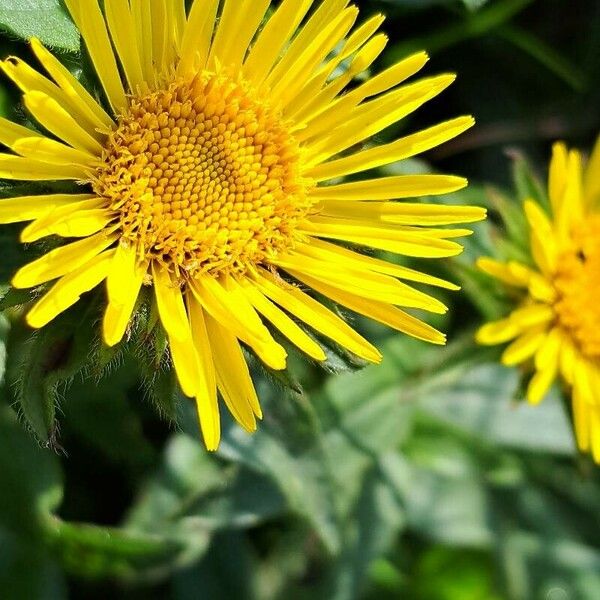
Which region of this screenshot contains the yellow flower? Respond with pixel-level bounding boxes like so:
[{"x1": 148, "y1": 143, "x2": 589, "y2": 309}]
[
  {"x1": 0, "y1": 0, "x2": 483, "y2": 449},
  {"x1": 477, "y1": 139, "x2": 600, "y2": 462}
]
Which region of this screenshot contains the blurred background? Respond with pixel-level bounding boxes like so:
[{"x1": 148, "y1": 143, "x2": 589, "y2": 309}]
[{"x1": 1, "y1": 0, "x2": 600, "y2": 598}]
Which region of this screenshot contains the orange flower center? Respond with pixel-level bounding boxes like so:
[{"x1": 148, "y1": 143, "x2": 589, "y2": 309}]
[
  {"x1": 93, "y1": 71, "x2": 311, "y2": 279},
  {"x1": 554, "y1": 216, "x2": 600, "y2": 358}
]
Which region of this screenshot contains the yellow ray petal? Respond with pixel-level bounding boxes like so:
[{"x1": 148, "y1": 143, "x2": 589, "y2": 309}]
[
  {"x1": 476, "y1": 319, "x2": 521, "y2": 345},
  {"x1": 296, "y1": 271, "x2": 446, "y2": 345},
  {"x1": 288, "y1": 31, "x2": 387, "y2": 123},
  {"x1": 524, "y1": 199, "x2": 557, "y2": 275},
  {"x1": 0, "y1": 116, "x2": 43, "y2": 148},
  {"x1": 584, "y1": 134, "x2": 600, "y2": 206},
  {"x1": 0, "y1": 155, "x2": 87, "y2": 181},
  {"x1": 300, "y1": 218, "x2": 465, "y2": 258},
  {"x1": 187, "y1": 295, "x2": 220, "y2": 450},
  {"x1": 64, "y1": 0, "x2": 127, "y2": 113},
  {"x1": 103, "y1": 245, "x2": 147, "y2": 347},
  {"x1": 275, "y1": 251, "x2": 448, "y2": 314},
  {"x1": 254, "y1": 0, "x2": 346, "y2": 88},
  {"x1": 509, "y1": 304, "x2": 554, "y2": 330},
  {"x1": 501, "y1": 328, "x2": 547, "y2": 366},
  {"x1": 319, "y1": 199, "x2": 485, "y2": 226},
  {"x1": 239, "y1": 279, "x2": 327, "y2": 361},
  {"x1": 209, "y1": 0, "x2": 271, "y2": 70},
  {"x1": 130, "y1": 0, "x2": 154, "y2": 82},
  {"x1": 26, "y1": 250, "x2": 115, "y2": 329},
  {"x1": 252, "y1": 268, "x2": 382, "y2": 363},
  {"x1": 268, "y1": 8, "x2": 358, "y2": 107},
  {"x1": 310, "y1": 174, "x2": 467, "y2": 201},
  {"x1": 177, "y1": 0, "x2": 220, "y2": 77},
  {"x1": 24, "y1": 91, "x2": 103, "y2": 156},
  {"x1": 476, "y1": 257, "x2": 530, "y2": 287},
  {"x1": 306, "y1": 117, "x2": 475, "y2": 181},
  {"x1": 21, "y1": 199, "x2": 111, "y2": 242},
  {"x1": 190, "y1": 276, "x2": 287, "y2": 370},
  {"x1": 0, "y1": 194, "x2": 95, "y2": 224},
  {"x1": 302, "y1": 75, "x2": 455, "y2": 162},
  {"x1": 12, "y1": 137, "x2": 97, "y2": 167},
  {"x1": 304, "y1": 239, "x2": 459, "y2": 290},
  {"x1": 170, "y1": 334, "x2": 202, "y2": 398},
  {"x1": 205, "y1": 313, "x2": 260, "y2": 431},
  {"x1": 243, "y1": 0, "x2": 315, "y2": 84},
  {"x1": 29, "y1": 38, "x2": 114, "y2": 134},
  {"x1": 105, "y1": 0, "x2": 145, "y2": 91},
  {"x1": 13, "y1": 230, "x2": 117, "y2": 289},
  {"x1": 152, "y1": 263, "x2": 189, "y2": 342},
  {"x1": 527, "y1": 328, "x2": 562, "y2": 405}
]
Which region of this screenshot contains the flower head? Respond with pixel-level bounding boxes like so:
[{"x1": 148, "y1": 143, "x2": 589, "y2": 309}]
[
  {"x1": 477, "y1": 139, "x2": 600, "y2": 461},
  {"x1": 0, "y1": 0, "x2": 483, "y2": 449}
]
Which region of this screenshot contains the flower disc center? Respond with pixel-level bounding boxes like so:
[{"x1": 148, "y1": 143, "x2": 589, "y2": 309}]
[
  {"x1": 93, "y1": 72, "x2": 310, "y2": 278},
  {"x1": 555, "y1": 217, "x2": 600, "y2": 358}
]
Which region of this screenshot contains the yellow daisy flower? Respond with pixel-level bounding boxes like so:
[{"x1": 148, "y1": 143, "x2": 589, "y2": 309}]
[
  {"x1": 477, "y1": 139, "x2": 600, "y2": 462},
  {"x1": 0, "y1": 0, "x2": 484, "y2": 449}
]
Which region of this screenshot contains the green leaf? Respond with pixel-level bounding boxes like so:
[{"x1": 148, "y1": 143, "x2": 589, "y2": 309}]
[
  {"x1": 45, "y1": 518, "x2": 185, "y2": 581},
  {"x1": 0, "y1": 0, "x2": 79, "y2": 52},
  {"x1": 216, "y1": 385, "x2": 342, "y2": 554}
]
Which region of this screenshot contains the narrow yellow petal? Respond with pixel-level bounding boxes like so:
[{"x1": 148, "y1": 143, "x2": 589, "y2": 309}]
[
  {"x1": 13, "y1": 231, "x2": 117, "y2": 289},
  {"x1": 64, "y1": 0, "x2": 127, "y2": 113},
  {"x1": 477, "y1": 257, "x2": 529, "y2": 287},
  {"x1": 304, "y1": 239, "x2": 460, "y2": 290},
  {"x1": 0, "y1": 193, "x2": 95, "y2": 224},
  {"x1": 187, "y1": 295, "x2": 220, "y2": 450},
  {"x1": 572, "y1": 389, "x2": 591, "y2": 453},
  {"x1": 29, "y1": 38, "x2": 114, "y2": 133},
  {"x1": 170, "y1": 333, "x2": 202, "y2": 398},
  {"x1": 26, "y1": 250, "x2": 115, "y2": 329},
  {"x1": 476, "y1": 319, "x2": 521, "y2": 345},
  {"x1": 524, "y1": 200, "x2": 557, "y2": 275},
  {"x1": 105, "y1": 0, "x2": 145, "y2": 91},
  {"x1": 303, "y1": 75, "x2": 455, "y2": 161},
  {"x1": 584, "y1": 134, "x2": 600, "y2": 206},
  {"x1": 268, "y1": 8, "x2": 358, "y2": 107},
  {"x1": 177, "y1": 0, "x2": 220, "y2": 77},
  {"x1": 240, "y1": 279, "x2": 327, "y2": 361},
  {"x1": 12, "y1": 137, "x2": 96, "y2": 167},
  {"x1": 205, "y1": 313, "x2": 260, "y2": 431},
  {"x1": 320, "y1": 199, "x2": 485, "y2": 226},
  {"x1": 253, "y1": 268, "x2": 382, "y2": 363},
  {"x1": 527, "y1": 328, "x2": 562, "y2": 405},
  {"x1": 501, "y1": 328, "x2": 547, "y2": 366},
  {"x1": 21, "y1": 200, "x2": 110, "y2": 242},
  {"x1": 103, "y1": 246, "x2": 147, "y2": 347},
  {"x1": 243, "y1": 0, "x2": 315, "y2": 84},
  {"x1": 306, "y1": 117, "x2": 475, "y2": 181},
  {"x1": 210, "y1": 0, "x2": 271, "y2": 70},
  {"x1": 152, "y1": 263, "x2": 189, "y2": 342},
  {"x1": 254, "y1": 0, "x2": 347, "y2": 89},
  {"x1": 294, "y1": 271, "x2": 446, "y2": 345},
  {"x1": 276, "y1": 251, "x2": 448, "y2": 314},
  {"x1": 24, "y1": 91, "x2": 103, "y2": 155},
  {"x1": 510, "y1": 304, "x2": 555, "y2": 329},
  {"x1": 191, "y1": 276, "x2": 287, "y2": 370},
  {"x1": 300, "y1": 218, "x2": 465, "y2": 258},
  {"x1": 310, "y1": 174, "x2": 467, "y2": 201},
  {"x1": 0, "y1": 116, "x2": 43, "y2": 148},
  {"x1": 0, "y1": 155, "x2": 86, "y2": 181}
]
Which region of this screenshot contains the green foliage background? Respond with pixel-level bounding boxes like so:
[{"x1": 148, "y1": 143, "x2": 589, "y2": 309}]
[{"x1": 1, "y1": 0, "x2": 600, "y2": 598}]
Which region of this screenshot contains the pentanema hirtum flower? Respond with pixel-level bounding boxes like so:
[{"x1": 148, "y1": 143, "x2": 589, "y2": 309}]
[{"x1": 0, "y1": 0, "x2": 485, "y2": 449}]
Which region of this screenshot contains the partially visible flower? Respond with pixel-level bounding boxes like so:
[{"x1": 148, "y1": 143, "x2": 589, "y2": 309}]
[
  {"x1": 477, "y1": 139, "x2": 600, "y2": 461},
  {"x1": 0, "y1": 0, "x2": 483, "y2": 449}
]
